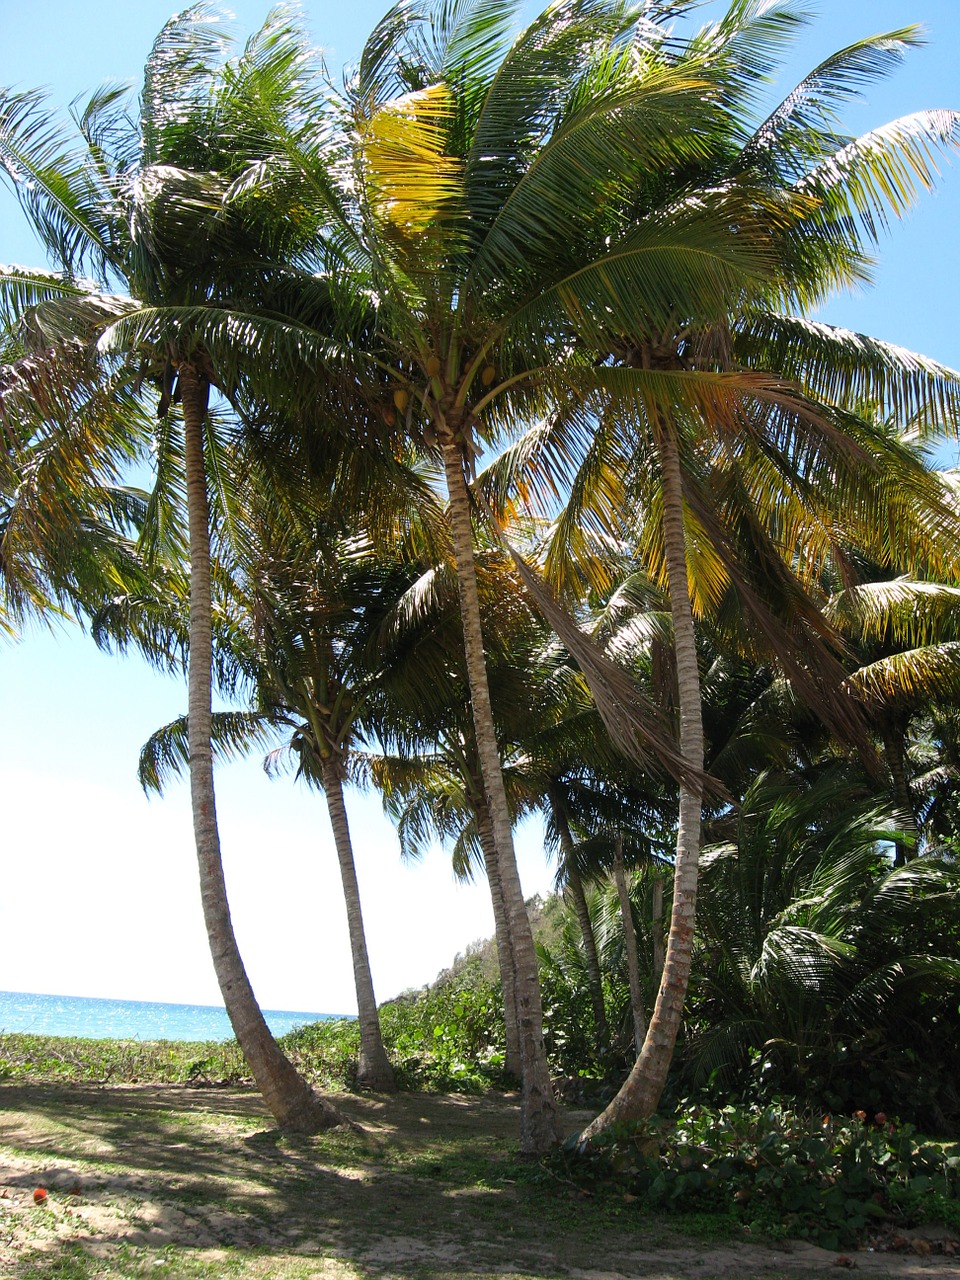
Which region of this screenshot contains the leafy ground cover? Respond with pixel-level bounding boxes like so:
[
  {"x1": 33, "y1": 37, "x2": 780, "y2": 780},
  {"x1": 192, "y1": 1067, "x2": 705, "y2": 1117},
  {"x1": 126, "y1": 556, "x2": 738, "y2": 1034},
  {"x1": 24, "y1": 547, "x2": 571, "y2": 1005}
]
[
  {"x1": 555, "y1": 1106, "x2": 960, "y2": 1252},
  {"x1": 2, "y1": 1079, "x2": 959, "y2": 1280}
]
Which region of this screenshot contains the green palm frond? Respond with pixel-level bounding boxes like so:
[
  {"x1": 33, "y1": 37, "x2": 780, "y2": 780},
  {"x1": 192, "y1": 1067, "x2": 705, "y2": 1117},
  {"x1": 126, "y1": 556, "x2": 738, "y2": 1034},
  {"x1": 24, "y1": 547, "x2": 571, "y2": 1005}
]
[
  {"x1": 752, "y1": 924, "x2": 854, "y2": 995},
  {"x1": 467, "y1": 59, "x2": 726, "y2": 293},
  {"x1": 73, "y1": 82, "x2": 139, "y2": 190},
  {"x1": 138, "y1": 709, "x2": 281, "y2": 794},
  {"x1": 0, "y1": 264, "x2": 88, "y2": 328},
  {"x1": 849, "y1": 644, "x2": 960, "y2": 706},
  {"x1": 826, "y1": 578, "x2": 960, "y2": 648},
  {"x1": 797, "y1": 109, "x2": 960, "y2": 245},
  {"x1": 497, "y1": 188, "x2": 778, "y2": 340},
  {"x1": 415, "y1": 0, "x2": 520, "y2": 94},
  {"x1": 734, "y1": 314, "x2": 960, "y2": 435},
  {"x1": 736, "y1": 27, "x2": 923, "y2": 180},
  {"x1": 462, "y1": 0, "x2": 643, "y2": 230},
  {"x1": 354, "y1": 0, "x2": 424, "y2": 107},
  {"x1": 139, "y1": 4, "x2": 232, "y2": 166},
  {"x1": 0, "y1": 85, "x2": 114, "y2": 278}
]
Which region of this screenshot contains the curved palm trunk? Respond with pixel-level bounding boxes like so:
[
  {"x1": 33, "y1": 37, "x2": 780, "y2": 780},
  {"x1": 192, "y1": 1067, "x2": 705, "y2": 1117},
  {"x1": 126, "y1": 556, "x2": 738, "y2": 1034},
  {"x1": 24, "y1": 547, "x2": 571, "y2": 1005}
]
[
  {"x1": 613, "y1": 837, "x2": 647, "y2": 1053},
  {"x1": 550, "y1": 790, "x2": 608, "y2": 1050},
  {"x1": 318, "y1": 752, "x2": 396, "y2": 1091},
  {"x1": 180, "y1": 362, "x2": 342, "y2": 1133},
  {"x1": 579, "y1": 413, "x2": 704, "y2": 1141},
  {"x1": 440, "y1": 430, "x2": 561, "y2": 1155},
  {"x1": 474, "y1": 792, "x2": 523, "y2": 1080}
]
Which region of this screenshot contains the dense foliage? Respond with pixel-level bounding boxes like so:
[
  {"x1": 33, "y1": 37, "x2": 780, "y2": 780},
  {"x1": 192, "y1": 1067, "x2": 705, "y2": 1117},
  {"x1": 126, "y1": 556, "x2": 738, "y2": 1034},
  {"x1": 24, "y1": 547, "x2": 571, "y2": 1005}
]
[
  {"x1": 555, "y1": 1106, "x2": 960, "y2": 1249},
  {"x1": 2, "y1": 0, "x2": 960, "y2": 1183}
]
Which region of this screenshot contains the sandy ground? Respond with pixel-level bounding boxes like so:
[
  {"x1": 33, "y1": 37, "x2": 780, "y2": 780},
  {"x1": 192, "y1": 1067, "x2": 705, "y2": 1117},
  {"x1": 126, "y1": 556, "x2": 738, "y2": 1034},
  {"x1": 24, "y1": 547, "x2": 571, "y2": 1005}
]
[{"x1": 1, "y1": 1083, "x2": 959, "y2": 1280}]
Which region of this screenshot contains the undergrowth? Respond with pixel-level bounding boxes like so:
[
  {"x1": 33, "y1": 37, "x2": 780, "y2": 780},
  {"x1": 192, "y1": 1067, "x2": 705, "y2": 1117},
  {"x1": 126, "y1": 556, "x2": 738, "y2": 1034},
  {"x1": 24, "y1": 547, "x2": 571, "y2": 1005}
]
[
  {"x1": 552, "y1": 1104, "x2": 960, "y2": 1250},
  {"x1": 0, "y1": 1033, "x2": 246, "y2": 1085}
]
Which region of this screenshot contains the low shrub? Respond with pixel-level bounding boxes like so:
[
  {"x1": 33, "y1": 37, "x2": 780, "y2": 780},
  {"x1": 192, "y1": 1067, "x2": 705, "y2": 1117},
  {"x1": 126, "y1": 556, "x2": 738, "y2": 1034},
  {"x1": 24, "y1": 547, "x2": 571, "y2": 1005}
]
[
  {"x1": 0, "y1": 1032, "x2": 248, "y2": 1084},
  {"x1": 278, "y1": 1018, "x2": 362, "y2": 1087},
  {"x1": 376, "y1": 958, "x2": 508, "y2": 1092},
  {"x1": 280, "y1": 958, "x2": 509, "y2": 1093},
  {"x1": 559, "y1": 1104, "x2": 960, "y2": 1250}
]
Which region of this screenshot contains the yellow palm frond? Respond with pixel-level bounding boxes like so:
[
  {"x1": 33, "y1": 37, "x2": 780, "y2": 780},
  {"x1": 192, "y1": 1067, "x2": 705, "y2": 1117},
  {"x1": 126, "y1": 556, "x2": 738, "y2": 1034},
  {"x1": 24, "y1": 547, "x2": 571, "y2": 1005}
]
[
  {"x1": 845, "y1": 643, "x2": 960, "y2": 706},
  {"x1": 359, "y1": 84, "x2": 461, "y2": 231}
]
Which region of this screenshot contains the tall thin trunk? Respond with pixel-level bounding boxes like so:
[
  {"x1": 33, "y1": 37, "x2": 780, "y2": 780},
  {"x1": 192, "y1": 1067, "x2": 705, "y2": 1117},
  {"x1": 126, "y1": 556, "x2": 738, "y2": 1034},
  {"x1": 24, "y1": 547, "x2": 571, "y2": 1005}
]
[
  {"x1": 579, "y1": 411, "x2": 704, "y2": 1141},
  {"x1": 474, "y1": 792, "x2": 522, "y2": 1079},
  {"x1": 652, "y1": 877, "x2": 665, "y2": 980},
  {"x1": 180, "y1": 362, "x2": 342, "y2": 1134},
  {"x1": 440, "y1": 428, "x2": 561, "y2": 1155},
  {"x1": 882, "y1": 723, "x2": 916, "y2": 867},
  {"x1": 318, "y1": 752, "x2": 395, "y2": 1091},
  {"x1": 613, "y1": 837, "x2": 647, "y2": 1053},
  {"x1": 550, "y1": 789, "x2": 608, "y2": 1050}
]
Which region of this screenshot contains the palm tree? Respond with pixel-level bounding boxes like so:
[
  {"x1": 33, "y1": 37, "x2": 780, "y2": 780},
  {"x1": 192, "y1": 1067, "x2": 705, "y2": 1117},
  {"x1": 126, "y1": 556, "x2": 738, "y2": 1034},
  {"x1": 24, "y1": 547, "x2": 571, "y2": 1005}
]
[
  {"x1": 321, "y1": 0, "x2": 795, "y2": 1152},
  {"x1": 479, "y1": 1, "x2": 960, "y2": 1139},
  {"x1": 825, "y1": 566, "x2": 960, "y2": 864},
  {"x1": 126, "y1": 488, "x2": 411, "y2": 1091},
  {"x1": 687, "y1": 768, "x2": 960, "y2": 1129},
  {"x1": 366, "y1": 543, "x2": 560, "y2": 1084},
  {"x1": 0, "y1": 10, "x2": 347, "y2": 1131}
]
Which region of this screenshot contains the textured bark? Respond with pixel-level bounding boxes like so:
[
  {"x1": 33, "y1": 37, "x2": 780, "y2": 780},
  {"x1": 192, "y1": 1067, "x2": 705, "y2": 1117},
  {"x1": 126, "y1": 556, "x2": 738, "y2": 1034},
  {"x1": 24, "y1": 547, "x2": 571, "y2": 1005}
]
[
  {"x1": 475, "y1": 792, "x2": 522, "y2": 1079},
  {"x1": 180, "y1": 362, "x2": 343, "y2": 1134},
  {"x1": 579, "y1": 412, "x2": 704, "y2": 1141},
  {"x1": 613, "y1": 838, "x2": 647, "y2": 1053},
  {"x1": 652, "y1": 877, "x2": 665, "y2": 980},
  {"x1": 440, "y1": 429, "x2": 561, "y2": 1154},
  {"x1": 882, "y1": 723, "x2": 916, "y2": 867},
  {"x1": 551, "y1": 791, "x2": 608, "y2": 1050},
  {"x1": 319, "y1": 753, "x2": 395, "y2": 1091}
]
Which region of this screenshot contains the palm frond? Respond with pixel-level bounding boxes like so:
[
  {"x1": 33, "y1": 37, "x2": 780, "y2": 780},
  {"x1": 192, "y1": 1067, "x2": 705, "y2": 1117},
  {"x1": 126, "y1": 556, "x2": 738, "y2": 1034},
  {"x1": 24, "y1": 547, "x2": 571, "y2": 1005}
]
[
  {"x1": 358, "y1": 83, "x2": 462, "y2": 231},
  {"x1": 737, "y1": 27, "x2": 923, "y2": 180},
  {"x1": 797, "y1": 109, "x2": 960, "y2": 246},
  {"x1": 734, "y1": 314, "x2": 960, "y2": 436},
  {"x1": 140, "y1": 4, "x2": 233, "y2": 166},
  {"x1": 138, "y1": 708, "x2": 281, "y2": 793}
]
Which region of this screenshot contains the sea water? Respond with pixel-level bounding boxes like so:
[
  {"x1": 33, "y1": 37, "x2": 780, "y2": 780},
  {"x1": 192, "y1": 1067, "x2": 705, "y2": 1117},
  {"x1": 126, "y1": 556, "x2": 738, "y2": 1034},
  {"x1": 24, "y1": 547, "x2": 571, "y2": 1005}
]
[{"x1": 0, "y1": 990, "x2": 341, "y2": 1042}]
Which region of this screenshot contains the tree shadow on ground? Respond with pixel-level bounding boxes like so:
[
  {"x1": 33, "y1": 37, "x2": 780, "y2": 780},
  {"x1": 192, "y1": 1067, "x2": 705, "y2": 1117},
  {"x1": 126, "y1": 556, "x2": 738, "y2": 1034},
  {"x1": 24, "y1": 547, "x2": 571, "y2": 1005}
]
[
  {"x1": 0, "y1": 1082, "x2": 903, "y2": 1280},
  {"x1": 0, "y1": 1083, "x2": 620, "y2": 1275}
]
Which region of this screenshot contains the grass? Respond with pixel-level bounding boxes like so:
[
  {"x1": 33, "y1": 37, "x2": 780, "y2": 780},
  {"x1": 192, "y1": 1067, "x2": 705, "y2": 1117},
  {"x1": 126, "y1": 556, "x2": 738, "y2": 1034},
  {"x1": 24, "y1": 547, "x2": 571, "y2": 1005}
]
[
  {"x1": 0, "y1": 1033, "x2": 249, "y2": 1087},
  {"x1": 0, "y1": 1079, "x2": 847, "y2": 1280},
  {"x1": 2, "y1": 1035, "x2": 954, "y2": 1278}
]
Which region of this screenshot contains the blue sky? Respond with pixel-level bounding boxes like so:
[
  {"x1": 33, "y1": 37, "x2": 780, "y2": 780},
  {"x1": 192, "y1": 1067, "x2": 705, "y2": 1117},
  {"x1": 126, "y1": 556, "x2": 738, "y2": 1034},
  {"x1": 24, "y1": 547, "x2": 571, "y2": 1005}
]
[{"x1": 1, "y1": 0, "x2": 959, "y2": 1014}]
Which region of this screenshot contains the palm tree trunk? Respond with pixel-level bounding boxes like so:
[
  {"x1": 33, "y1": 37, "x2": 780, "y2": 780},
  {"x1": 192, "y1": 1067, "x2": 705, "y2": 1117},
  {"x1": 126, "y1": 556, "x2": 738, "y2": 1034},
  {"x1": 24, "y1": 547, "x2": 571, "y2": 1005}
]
[
  {"x1": 474, "y1": 792, "x2": 522, "y2": 1080},
  {"x1": 318, "y1": 752, "x2": 396, "y2": 1090},
  {"x1": 652, "y1": 876, "x2": 665, "y2": 980},
  {"x1": 440, "y1": 429, "x2": 561, "y2": 1155},
  {"x1": 882, "y1": 723, "x2": 917, "y2": 866},
  {"x1": 550, "y1": 790, "x2": 608, "y2": 1050},
  {"x1": 179, "y1": 361, "x2": 342, "y2": 1133},
  {"x1": 579, "y1": 412, "x2": 704, "y2": 1141},
  {"x1": 613, "y1": 837, "x2": 647, "y2": 1053}
]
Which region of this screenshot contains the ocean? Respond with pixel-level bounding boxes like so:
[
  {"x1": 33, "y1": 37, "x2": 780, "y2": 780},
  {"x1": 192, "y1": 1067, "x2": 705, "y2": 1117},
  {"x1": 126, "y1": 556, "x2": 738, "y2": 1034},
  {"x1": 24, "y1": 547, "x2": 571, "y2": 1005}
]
[{"x1": 0, "y1": 990, "x2": 342, "y2": 1042}]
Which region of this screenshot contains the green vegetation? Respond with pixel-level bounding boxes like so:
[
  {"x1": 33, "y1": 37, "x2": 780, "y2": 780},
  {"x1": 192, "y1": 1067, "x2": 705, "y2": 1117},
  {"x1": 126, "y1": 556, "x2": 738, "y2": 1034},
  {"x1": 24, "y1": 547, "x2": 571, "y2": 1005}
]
[
  {"x1": 555, "y1": 1106, "x2": 960, "y2": 1251},
  {"x1": 0, "y1": 1034, "x2": 247, "y2": 1086},
  {"x1": 2, "y1": 0, "x2": 960, "y2": 1265}
]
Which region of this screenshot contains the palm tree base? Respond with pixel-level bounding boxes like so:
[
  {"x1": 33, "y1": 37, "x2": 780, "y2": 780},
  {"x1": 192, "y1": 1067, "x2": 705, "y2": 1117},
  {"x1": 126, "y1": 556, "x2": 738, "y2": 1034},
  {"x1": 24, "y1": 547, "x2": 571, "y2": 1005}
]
[
  {"x1": 276, "y1": 1088, "x2": 346, "y2": 1134},
  {"x1": 357, "y1": 1051, "x2": 397, "y2": 1092}
]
